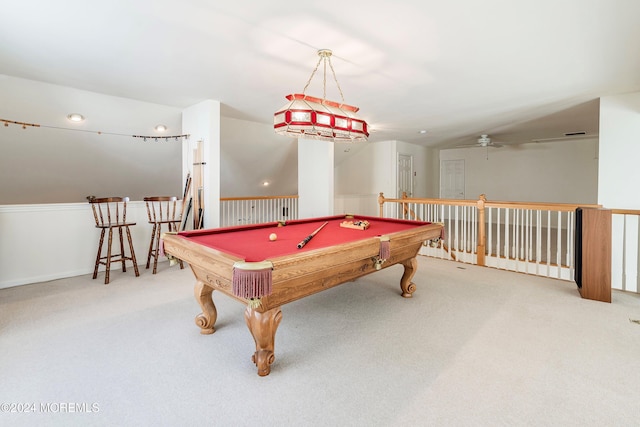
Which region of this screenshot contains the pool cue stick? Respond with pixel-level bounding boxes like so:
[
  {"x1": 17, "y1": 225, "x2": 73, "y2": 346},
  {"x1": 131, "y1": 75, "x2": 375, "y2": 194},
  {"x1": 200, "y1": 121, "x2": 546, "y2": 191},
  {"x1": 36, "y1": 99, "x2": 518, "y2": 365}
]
[
  {"x1": 297, "y1": 221, "x2": 329, "y2": 249},
  {"x1": 179, "y1": 175, "x2": 192, "y2": 229},
  {"x1": 197, "y1": 187, "x2": 203, "y2": 229},
  {"x1": 182, "y1": 172, "x2": 191, "y2": 199},
  {"x1": 181, "y1": 198, "x2": 192, "y2": 231}
]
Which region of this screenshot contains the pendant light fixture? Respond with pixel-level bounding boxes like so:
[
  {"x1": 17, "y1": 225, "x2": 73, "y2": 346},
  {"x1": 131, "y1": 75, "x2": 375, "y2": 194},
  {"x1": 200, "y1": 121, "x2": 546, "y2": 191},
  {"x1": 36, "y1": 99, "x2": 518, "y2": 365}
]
[{"x1": 274, "y1": 49, "x2": 368, "y2": 142}]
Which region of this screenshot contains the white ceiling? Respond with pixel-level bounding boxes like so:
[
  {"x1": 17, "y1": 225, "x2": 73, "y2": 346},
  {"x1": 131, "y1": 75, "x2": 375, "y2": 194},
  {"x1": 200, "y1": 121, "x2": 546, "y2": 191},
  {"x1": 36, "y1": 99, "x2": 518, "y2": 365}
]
[{"x1": 2, "y1": 0, "x2": 639, "y2": 148}]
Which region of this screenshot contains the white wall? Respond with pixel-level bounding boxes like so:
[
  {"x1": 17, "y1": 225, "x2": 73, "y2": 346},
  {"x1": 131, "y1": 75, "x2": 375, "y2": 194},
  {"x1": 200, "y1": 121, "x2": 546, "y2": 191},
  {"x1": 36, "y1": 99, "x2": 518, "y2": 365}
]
[
  {"x1": 220, "y1": 117, "x2": 298, "y2": 197},
  {"x1": 334, "y1": 140, "x2": 413, "y2": 198},
  {"x1": 598, "y1": 93, "x2": 640, "y2": 209},
  {"x1": 335, "y1": 142, "x2": 382, "y2": 194},
  {"x1": 298, "y1": 139, "x2": 334, "y2": 218},
  {"x1": 0, "y1": 75, "x2": 183, "y2": 204},
  {"x1": 334, "y1": 140, "x2": 434, "y2": 214},
  {"x1": 334, "y1": 140, "x2": 393, "y2": 215},
  {"x1": 439, "y1": 139, "x2": 599, "y2": 203},
  {"x1": 396, "y1": 140, "x2": 433, "y2": 198}
]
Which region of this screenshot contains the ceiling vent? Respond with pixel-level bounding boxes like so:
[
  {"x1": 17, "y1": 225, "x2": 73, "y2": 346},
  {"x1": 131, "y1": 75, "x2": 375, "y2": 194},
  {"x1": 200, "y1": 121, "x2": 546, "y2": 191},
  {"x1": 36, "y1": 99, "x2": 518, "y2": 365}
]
[{"x1": 564, "y1": 131, "x2": 586, "y2": 137}]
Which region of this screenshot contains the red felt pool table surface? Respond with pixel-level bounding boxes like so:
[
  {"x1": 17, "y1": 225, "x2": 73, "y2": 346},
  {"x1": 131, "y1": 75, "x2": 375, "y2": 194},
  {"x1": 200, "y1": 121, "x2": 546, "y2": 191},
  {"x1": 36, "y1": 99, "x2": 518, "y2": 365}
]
[{"x1": 178, "y1": 215, "x2": 430, "y2": 261}]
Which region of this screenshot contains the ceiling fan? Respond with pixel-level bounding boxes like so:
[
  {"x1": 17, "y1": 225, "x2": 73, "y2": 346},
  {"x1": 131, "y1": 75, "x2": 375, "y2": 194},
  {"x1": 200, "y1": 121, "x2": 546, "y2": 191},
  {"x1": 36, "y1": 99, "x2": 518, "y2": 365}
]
[{"x1": 459, "y1": 134, "x2": 503, "y2": 148}]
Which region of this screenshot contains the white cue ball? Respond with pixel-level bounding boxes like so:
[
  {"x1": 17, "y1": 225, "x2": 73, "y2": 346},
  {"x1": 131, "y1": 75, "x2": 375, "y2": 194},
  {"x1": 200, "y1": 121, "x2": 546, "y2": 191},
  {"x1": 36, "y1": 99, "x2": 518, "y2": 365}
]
[{"x1": 269, "y1": 233, "x2": 278, "y2": 241}]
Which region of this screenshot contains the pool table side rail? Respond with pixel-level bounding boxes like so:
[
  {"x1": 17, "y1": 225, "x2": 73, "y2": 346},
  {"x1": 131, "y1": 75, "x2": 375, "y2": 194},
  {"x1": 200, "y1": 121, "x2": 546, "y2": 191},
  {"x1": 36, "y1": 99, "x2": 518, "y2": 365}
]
[
  {"x1": 260, "y1": 223, "x2": 443, "y2": 307},
  {"x1": 164, "y1": 222, "x2": 443, "y2": 310},
  {"x1": 162, "y1": 233, "x2": 240, "y2": 278}
]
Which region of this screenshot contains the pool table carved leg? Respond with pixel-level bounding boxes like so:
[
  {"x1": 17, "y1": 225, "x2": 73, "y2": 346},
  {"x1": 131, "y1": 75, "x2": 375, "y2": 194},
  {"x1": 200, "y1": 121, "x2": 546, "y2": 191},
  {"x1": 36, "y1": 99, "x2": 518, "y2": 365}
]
[
  {"x1": 245, "y1": 306, "x2": 283, "y2": 376},
  {"x1": 399, "y1": 257, "x2": 418, "y2": 298},
  {"x1": 194, "y1": 280, "x2": 217, "y2": 334}
]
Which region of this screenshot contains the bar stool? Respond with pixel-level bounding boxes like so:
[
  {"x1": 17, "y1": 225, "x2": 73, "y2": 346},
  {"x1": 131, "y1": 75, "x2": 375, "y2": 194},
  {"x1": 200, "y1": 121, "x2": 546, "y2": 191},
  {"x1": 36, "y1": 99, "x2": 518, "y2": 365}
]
[
  {"x1": 144, "y1": 196, "x2": 185, "y2": 273},
  {"x1": 89, "y1": 197, "x2": 140, "y2": 284}
]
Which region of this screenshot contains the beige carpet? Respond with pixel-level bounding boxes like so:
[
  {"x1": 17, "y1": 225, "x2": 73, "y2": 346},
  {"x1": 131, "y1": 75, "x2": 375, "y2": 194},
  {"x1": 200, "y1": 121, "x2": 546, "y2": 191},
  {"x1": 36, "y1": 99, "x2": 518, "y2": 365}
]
[{"x1": 1, "y1": 257, "x2": 639, "y2": 426}]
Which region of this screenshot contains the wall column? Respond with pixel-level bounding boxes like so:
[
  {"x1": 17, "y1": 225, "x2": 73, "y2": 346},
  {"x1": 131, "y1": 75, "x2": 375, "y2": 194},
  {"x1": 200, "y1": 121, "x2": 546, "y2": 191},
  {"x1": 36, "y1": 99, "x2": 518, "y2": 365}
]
[
  {"x1": 182, "y1": 100, "x2": 221, "y2": 229},
  {"x1": 298, "y1": 138, "x2": 334, "y2": 218},
  {"x1": 599, "y1": 92, "x2": 640, "y2": 292}
]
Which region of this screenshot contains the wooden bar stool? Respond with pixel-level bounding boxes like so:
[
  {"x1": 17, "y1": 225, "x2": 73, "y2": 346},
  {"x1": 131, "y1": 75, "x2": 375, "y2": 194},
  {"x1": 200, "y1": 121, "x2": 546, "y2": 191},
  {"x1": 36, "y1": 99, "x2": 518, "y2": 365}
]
[
  {"x1": 89, "y1": 197, "x2": 140, "y2": 284},
  {"x1": 144, "y1": 196, "x2": 185, "y2": 273}
]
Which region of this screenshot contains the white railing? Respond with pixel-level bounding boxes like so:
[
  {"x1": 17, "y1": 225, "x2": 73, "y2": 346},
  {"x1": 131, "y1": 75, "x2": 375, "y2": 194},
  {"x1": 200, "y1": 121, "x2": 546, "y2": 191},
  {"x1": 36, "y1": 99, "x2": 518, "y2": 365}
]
[
  {"x1": 378, "y1": 192, "x2": 640, "y2": 293},
  {"x1": 219, "y1": 195, "x2": 298, "y2": 227},
  {"x1": 378, "y1": 193, "x2": 598, "y2": 281},
  {"x1": 483, "y1": 202, "x2": 578, "y2": 280}
]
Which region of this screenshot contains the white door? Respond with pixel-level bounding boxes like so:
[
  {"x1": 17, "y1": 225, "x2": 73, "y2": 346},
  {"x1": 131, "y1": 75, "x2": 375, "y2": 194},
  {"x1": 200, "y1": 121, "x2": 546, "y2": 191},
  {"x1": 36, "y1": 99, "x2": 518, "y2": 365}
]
[
  {"x1": 397, "y1": 154, "x2": 413, "y2": 198},
  {"x1": 440, "y1": 159, "x2": 465, "y2": 199}
]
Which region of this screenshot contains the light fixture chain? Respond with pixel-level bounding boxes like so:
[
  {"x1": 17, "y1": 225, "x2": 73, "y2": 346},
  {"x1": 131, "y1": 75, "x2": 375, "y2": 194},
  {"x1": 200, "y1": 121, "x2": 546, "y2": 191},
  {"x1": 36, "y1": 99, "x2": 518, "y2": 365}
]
[
  {"x1": 323, "y1": 57, "x2": 327, "y2": 100},
  {"x1": 301, "y1": 55, "x2": 323, "y2": 95},
  {"x1": 327, "y1": 56, "x2": 346, "y2": 104}
]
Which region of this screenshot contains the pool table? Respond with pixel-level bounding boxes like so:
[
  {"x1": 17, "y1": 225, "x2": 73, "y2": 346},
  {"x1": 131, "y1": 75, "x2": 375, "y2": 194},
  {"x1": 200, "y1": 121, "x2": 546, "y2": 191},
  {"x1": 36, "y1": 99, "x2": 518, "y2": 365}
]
[{"x1": 162, "y1": 214, "x2": 443, "y2": 376}]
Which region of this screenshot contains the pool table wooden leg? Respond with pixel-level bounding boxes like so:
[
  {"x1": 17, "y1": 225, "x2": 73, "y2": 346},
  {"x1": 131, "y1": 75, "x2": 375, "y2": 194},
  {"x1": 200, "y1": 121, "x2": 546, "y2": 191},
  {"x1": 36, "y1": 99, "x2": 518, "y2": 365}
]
[
  {"x1": 245, "y1": 306, "x2": 283, "y2": 376},
  {"x1": 194, "y1": 280, "x2": 217, "y2": 335},
  {"x1": 399, "y1": 256, "x2": 418, "y2": 298}
]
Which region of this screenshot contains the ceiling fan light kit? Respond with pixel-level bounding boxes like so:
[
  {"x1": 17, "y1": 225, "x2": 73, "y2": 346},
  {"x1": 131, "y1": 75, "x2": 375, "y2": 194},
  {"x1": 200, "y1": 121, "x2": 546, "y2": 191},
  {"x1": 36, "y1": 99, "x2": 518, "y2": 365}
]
[
  {"x1": 458, "y1": 134, "x2": 503, "y2": 148},
  {"x1": 477, "y1": 134, "x2": 491, "y2": 146}
]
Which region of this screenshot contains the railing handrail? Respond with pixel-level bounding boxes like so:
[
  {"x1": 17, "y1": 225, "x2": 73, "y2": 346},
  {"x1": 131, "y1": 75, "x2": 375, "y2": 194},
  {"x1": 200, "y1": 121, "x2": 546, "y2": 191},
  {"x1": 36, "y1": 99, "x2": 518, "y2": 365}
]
[
  {"x1": 377, "y1": 193, "x2": 478, "y2": 211},
  {"x1": 221, "y1": 195, "x2": 299, "y2": 202},
  {"x1": 378, "y1": 192, "x2": 603, "y2": 215},
  {"x1": 484, "y1": 200, "x2": 601, "y2": 211},
  {"x1": 611, "y1": 208, "x2": 640, "y2": 215}
]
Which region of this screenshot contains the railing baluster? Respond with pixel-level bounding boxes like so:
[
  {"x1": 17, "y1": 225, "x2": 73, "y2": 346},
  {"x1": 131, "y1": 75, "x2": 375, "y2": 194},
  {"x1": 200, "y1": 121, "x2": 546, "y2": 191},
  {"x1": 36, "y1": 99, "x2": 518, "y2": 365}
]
[
  {"x1": 504, "y1": 208, "x2": 510, "y2": 263},
  {"x1": 515, "y1": 208, "x2": 520, "y2": 271},
  {"x1": 556, "y1": 211, "x2": 562, "y2": 278},
  {"x1": 568, "y1": 210, "x2": 574, "y2": 280},
  {"x1": 487, "y1": 208, "x2": 493, "y2": 264},
  {"x1": 526, "y1": 209, "x2": 532, "y2": 263},
  {"x1": 455, "y1": 205, "x2": 460, "y2": 254},
  {"x1": 461, "y1": 205, "x2": 466, "y2": 260},
  {"x1": 496, "y1": 208, "x2": 501, "y2": 268},
  {"x1": 447, "y1": 204, "x2": 453, "y2": 256},
  {"x1": 535, "y1": 210, "x2": 541, "y2": 275}
]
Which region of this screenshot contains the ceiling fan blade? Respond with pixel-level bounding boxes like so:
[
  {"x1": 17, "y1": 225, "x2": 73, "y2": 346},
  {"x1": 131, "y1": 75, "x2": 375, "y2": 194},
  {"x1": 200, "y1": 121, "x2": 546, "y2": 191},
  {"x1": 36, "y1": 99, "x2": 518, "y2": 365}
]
[{"x1": 532, "y1": 134, "x2": 598, "y2": 143}]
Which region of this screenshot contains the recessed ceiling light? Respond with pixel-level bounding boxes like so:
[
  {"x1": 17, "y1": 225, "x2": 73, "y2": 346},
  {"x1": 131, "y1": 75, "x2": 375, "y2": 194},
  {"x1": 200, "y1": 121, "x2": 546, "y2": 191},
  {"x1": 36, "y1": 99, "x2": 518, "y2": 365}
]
[
  {"x1": 418, "y1": 130, "x2": 428, "y2": 134},
  {"x1": 263, "y1": 181, "x2": 270, "y2": 186},
  {"x1": 155, "y1": 124, "x2": 167, "y2": 132},
  {"x1": 67, "y1": 113, "x2": 85, "y2": 122}
]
